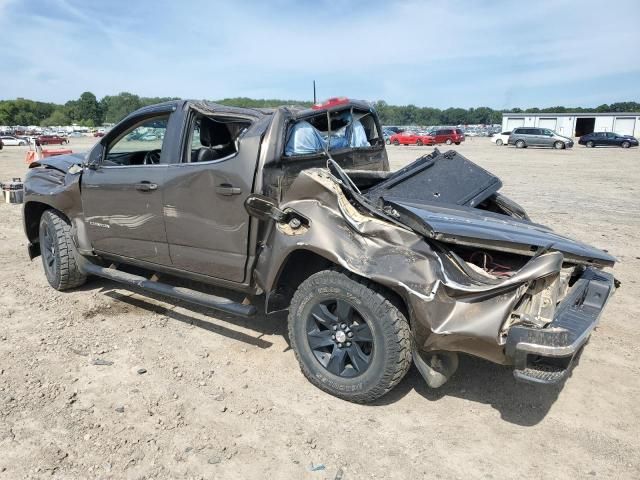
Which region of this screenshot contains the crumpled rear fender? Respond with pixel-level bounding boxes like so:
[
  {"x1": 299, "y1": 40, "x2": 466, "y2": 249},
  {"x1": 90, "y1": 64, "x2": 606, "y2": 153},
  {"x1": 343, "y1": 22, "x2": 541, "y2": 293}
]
[{"x1": 254, "y1": 169, "x2": 564, "y2": 364}]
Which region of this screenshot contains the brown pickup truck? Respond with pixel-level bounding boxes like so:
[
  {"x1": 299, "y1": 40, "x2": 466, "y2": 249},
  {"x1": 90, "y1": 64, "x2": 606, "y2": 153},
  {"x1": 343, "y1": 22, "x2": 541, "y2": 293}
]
[{"x1": 22, "y1": 98, "x2": 617, "y2": 403}]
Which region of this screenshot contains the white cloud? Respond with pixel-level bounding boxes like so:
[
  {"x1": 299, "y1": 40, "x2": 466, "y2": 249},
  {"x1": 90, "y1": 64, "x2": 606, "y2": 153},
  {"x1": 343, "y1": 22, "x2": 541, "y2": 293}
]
[{"x1": 0, "y1": 0, "x2": 638, "y2": 107}]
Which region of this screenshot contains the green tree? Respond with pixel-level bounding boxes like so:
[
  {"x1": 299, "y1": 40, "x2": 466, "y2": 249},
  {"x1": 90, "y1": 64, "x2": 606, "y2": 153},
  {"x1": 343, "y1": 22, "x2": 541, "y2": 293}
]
[{"x1": 41, "y1": 109, "x2": 70, "y2": 126}]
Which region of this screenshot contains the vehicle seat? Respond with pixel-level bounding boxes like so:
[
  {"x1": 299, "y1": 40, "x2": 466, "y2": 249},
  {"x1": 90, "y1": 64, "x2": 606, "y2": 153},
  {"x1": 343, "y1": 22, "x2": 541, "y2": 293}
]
[{"x1": 196, "y1": 117, "x2": 233, "y2": 162}]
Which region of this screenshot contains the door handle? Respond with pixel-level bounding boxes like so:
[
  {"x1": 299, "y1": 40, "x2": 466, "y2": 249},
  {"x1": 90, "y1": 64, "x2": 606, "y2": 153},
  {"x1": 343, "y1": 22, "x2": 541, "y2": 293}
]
[
  {"x1": 135, "y1": 181, "x2": 158, "y2": 192},
  {"x1": 216, "y1": 184, "x2": 241, "y2": 196}
]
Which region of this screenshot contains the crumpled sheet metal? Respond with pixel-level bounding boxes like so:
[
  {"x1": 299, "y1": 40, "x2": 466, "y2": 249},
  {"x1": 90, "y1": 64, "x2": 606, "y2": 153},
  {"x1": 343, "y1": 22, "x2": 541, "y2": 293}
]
[{"x1": 254, "y1": 169, "x2": 563, "y2": 364}]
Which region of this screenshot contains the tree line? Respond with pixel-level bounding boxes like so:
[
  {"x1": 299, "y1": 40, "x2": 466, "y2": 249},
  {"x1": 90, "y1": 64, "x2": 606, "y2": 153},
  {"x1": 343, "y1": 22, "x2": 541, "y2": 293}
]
[{"x1": 1, "y1": 92, "x2": 639, "y2": 127}]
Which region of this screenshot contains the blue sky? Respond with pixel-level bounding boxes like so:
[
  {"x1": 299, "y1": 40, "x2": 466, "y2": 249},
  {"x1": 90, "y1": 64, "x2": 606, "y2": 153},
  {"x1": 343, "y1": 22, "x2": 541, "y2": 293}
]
[{"x1": 1, "y1": 0, "x2": 639, "y2": 108}]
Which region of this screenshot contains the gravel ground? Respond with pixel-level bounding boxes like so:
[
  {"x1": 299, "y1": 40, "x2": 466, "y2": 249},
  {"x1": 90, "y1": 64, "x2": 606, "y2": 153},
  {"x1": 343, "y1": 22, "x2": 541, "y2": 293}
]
[{"x1": 0, "y1": 137, "x2": 639, "y2": 479}]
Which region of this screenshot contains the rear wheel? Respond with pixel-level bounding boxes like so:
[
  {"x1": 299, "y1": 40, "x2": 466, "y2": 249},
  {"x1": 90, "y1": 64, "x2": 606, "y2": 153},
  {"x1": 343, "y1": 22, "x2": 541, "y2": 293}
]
[
  {"x1": 445, "y1": 139, "x2": 452, "y2": 145},
  {"x1": 554, "y1": 141, "x2": 565, "y2": 149},
  {"x1": 586, "y1": 140, "x2": 594, "y2": 148},
  {"x1": 455, "y1": 142, "x2": 460, "y2": 145},
  {"x1": 385, "y1": 138, "x2": 391, "y2": 145},
  {"x1": 39, "y1": 210, "x2": 87, "y2": 291},
  {"x1": 393, "y1": 140, "x2": 399, "y2": 146},
  {"x1": 19, "y1": 141, "x2": 26, "y2": 146},
  {"x1": 622, "y1": 141, "x2": 630, "y2": 148},
  {"x1": 496, "y1": 139, "x2": 503, "y2": 146},
  {"x1": 416, "y1": 139, "x2": 423, "y2": 146},
  {"x1": 515, "y1": 140, "x2": 525, "y2": 148},
  {"x1": 288, "y1": 270, "x2": 411, "y2": 403}
]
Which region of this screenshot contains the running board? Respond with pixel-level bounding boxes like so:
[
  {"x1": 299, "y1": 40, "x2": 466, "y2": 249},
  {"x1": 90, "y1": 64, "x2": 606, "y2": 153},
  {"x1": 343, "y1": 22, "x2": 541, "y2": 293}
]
[{"x1": 80, "y1": 262, "x2": 257, "y2": 318}]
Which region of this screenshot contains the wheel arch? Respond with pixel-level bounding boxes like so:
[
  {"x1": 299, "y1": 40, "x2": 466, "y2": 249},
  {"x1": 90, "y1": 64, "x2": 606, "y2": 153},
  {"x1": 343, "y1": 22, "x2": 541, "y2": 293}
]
[
  {"x1": 264, "y1": 248, "x2": 409, "y2": 319},
  {"x1": 23, "y1": 201, "x2": 71, "y2": 259}
]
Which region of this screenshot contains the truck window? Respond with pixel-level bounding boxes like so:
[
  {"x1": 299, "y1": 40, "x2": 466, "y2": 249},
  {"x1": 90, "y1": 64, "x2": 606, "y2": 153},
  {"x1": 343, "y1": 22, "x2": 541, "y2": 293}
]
[
  {"x1": 185, "y1": 114, "x2": 251, "y2": 163},
  {"x1": 104, "y1": 115, "x2": 169, "y2": 166},
  {"x1": 284, "y1": 108, "x2": 380, "y2": 157}
]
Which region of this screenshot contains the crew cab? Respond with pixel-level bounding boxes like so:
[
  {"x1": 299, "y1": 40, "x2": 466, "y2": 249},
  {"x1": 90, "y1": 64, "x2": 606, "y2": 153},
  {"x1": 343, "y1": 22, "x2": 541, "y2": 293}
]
[{"x1": 22, "y1": 99, "x2": 617, "y2": 403}]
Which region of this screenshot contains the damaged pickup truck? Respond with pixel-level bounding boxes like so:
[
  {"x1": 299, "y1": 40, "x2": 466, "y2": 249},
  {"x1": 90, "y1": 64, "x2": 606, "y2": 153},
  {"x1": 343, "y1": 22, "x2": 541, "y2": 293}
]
[{"x1": 22, "y1": 98, "x2": 617, "y2": 403}]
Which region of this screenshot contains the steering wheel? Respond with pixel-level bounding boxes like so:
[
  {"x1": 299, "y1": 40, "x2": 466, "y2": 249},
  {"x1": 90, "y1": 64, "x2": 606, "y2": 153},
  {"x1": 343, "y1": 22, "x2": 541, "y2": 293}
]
[{"x1": 143, "y1": 149, "x2": 161, "y2": 165}]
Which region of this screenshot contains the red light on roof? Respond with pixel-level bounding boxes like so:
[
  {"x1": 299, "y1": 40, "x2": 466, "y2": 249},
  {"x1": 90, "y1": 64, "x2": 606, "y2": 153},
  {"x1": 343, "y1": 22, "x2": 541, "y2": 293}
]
[{"x1": 311, "y1": 97, "x2": 350, "y2": 110}]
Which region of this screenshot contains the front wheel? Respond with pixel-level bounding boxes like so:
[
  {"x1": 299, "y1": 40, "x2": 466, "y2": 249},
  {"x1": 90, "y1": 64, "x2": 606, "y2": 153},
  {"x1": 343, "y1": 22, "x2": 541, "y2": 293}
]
[
  {"x1": 385, "y1": 138, "x2": 391, "y2": 145},
  {"x1": 19, "y1": 141, "x2": 26, "y2": 146},
  {"x1": 496, "y1": 139, "x2": 503, "y2": 146},
  {"x1": 39, "y1": 210, "x2": 87, "y2": 291},
  {"x1": 622, "y1": 141, "x2": 630, "y2": 148},
  {"x1": 554, "y1": 141, "x2": 565, "y2": 149},
  {"x1": 288, "y1": 270, "x2": 411, "y2": 403},
  {"x1": 393, "y1": 140, "x2": 399, "y2": 146},
  {"x1": 416, "y1": 139, "x2": 423, "y2": 146},
  {"x1": 586, "y1": 140, "x2": 594, "y2": 148}
]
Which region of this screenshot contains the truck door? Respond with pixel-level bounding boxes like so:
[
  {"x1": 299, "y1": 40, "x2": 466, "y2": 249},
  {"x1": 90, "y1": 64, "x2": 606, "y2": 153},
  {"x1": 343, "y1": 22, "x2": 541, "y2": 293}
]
[
  {"x1": 162, "y1": 112, "x2": 260, "y2": 283},
  {"x1": 81, "y1": 111, "x2": 175, "y2": 265}
]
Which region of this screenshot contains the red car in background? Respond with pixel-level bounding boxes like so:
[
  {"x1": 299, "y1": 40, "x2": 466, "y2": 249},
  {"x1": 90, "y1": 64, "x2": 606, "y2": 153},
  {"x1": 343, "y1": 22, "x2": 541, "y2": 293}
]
[
  {"x1": 37, "y1": 135, "x2": 68, "y2": 145},
  {"x1": 430, "y1": 128, "x2": 465, "y2": 145},
  {"x1": 93, "y1": 131, "x2": 105, "y2": 137},
  {"x1": 389, "y1": 131, "x2": 435, "y2": 146}
]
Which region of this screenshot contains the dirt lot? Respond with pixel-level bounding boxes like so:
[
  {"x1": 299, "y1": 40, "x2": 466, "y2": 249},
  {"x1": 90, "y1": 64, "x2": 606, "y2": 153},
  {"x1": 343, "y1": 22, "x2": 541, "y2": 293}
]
[{"x1": 1, "y1": 137, "x2": 639, "y2": 479}]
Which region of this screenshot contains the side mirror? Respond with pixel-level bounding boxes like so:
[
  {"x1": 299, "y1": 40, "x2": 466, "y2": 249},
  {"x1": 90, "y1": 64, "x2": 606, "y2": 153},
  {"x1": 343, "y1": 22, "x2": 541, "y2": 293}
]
[
  {"x1": 244, "y1": 194, "x2": 309, "y2": 227},
  {"x1": 245, "y1": 195, "x2": 282, "y2": 221}
]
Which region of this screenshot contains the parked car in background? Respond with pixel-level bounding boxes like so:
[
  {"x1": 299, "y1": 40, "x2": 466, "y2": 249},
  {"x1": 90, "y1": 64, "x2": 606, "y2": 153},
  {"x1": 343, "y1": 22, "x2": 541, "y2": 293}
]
[
  {"x1": 93, "y1": 131, "x2": 105, "y2": 137},
  {"x1": 389, "y1": 131, "x2": 435, "y2": 146},
  {"x1": 68, "y1": 132, "x2": 84, "y2": 138},
  {"x1": 37, "y1": 135, "x2": 69, "y2": 145},
  {"x1": 429, "y1": 128, "x2": 465, "y2": 145},
  {"x1": 0, "y1": 135, "x2": 27, "y2": 146},
  {"x1": 0, "y1": 137, "x2": 3, "y2": 150},
  {"x1": 490, "y1": 131, "x2": 511, "y2": 146},
  {"x1": 508, "y1": 128, "x2": 573, "y2": 149},
  {"x1": 579, "y1": 132, "x2": 638, "y2": 148}
]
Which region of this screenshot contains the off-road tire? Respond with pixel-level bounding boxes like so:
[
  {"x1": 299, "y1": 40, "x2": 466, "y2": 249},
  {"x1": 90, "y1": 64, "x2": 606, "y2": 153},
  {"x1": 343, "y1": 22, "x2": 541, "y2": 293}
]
[
  {"x1": 554, "y1": 141, "x2": 565, "y2": 149},
  {"x1": 39, "y1": 210, "x2": 86, "y2": 291},
  {"x1": 288, "y1": 270, "x2": 411, "y2": 403},
  {"x1": 515, "y1": 139, "x2": 525, "y2": 148}
]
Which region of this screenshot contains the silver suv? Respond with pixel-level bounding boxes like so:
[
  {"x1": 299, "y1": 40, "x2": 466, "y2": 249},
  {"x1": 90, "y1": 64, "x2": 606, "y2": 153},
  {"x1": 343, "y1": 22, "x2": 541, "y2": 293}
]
[{"x1": 508, "y1": 127, "x2": 574, "y2": 149}]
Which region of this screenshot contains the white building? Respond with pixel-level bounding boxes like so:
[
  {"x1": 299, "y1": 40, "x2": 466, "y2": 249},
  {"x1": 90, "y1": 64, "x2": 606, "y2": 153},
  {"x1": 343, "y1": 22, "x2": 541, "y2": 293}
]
[{"x1": 502, "y1": 112, "x2": 640, "y2": 138}]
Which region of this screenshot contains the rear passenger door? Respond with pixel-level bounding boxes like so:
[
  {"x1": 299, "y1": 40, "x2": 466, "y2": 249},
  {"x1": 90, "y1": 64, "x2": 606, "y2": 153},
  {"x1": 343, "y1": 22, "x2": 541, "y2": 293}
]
[
  {"x1": 530, "y1": 128, "x2": 545, "y2": 146},
  {"x1": 162, "y1": 109, "x2": 260, "y2": 283}
]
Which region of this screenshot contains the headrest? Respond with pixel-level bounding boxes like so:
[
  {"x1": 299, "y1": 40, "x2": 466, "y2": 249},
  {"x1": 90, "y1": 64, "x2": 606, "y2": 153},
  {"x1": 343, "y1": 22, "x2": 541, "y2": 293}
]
[{"x1": 199, "y1": 117, "x2": 231, "y2": 147}]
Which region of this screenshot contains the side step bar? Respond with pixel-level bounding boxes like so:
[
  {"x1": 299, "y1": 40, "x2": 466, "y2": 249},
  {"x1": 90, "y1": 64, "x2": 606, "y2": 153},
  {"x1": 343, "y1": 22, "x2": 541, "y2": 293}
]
[{"x1": 80, "y1": 262, "x2": 257, "y2": 318}]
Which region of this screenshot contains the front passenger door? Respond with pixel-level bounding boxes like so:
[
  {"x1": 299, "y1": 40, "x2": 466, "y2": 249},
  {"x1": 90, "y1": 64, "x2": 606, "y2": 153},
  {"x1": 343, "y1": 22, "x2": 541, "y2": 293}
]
[{"x1": 82, "y1": 113, "x2": 174, "y2": 265}]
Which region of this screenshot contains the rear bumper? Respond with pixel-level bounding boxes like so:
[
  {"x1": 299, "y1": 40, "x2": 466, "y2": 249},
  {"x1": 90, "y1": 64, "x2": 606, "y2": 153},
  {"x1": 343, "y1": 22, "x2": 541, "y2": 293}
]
[{"x1": 505, "y1": 267, "x2": 615, "y2": 384}]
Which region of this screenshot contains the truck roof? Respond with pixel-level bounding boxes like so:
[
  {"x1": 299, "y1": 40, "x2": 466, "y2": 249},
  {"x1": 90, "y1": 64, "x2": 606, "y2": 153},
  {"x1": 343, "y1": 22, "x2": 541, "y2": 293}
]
[{"x1": 124, "y1": 98, "x2": 375, "y2": 123}]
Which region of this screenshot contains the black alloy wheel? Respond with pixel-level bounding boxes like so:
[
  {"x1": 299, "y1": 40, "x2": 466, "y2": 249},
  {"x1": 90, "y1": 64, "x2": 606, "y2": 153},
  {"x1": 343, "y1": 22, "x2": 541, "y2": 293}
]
[{"x1": 306, "y1": 299, "x2": 373, "y2": 378}]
